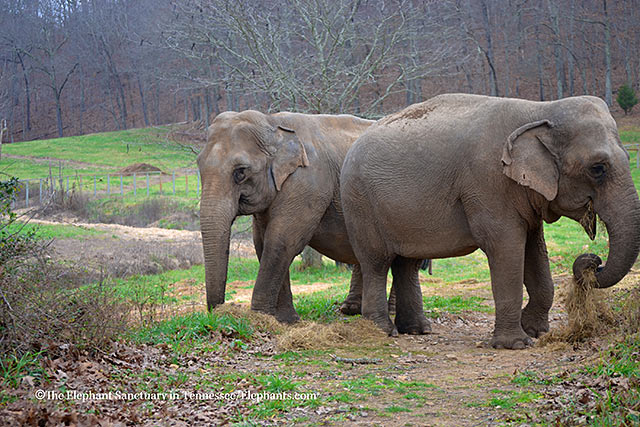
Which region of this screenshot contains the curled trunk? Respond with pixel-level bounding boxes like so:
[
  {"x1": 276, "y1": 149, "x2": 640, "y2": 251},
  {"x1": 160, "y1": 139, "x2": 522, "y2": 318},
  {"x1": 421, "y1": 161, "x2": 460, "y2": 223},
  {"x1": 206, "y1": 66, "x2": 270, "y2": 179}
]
[{"x1": 573, "y1": 184, "x2": 640, "y2": 288}]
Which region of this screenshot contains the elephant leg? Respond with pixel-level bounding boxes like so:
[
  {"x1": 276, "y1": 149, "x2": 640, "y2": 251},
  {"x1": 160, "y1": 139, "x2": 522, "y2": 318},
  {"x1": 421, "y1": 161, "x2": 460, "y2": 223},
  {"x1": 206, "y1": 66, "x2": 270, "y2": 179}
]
[
  {"x1": 485, "y1": 235, "x2": 533, "y2": 350},
  {"x1": 340, "y1": 264, "x2": 397, "y2": 316},
  {"x1": 388, "y1": 284, "x2": 396, "y2": 315},
  {"x1": 252, "y1": 219, "x2": 299, "y2": 323},
  {"x1": 521, "y1": 225, "x2": 553, "y2": 338},
  {"x1": 250, "y1": 214, "x2": 321, "y2": 319},
  {"x1": 361, "y1": 259, "x2": 397, "y2": 336},
  {"x1": 340, "y1": 264, "x2": 363, "y2": 315},
  {"x1": 391, "y1": 257, "x2": 431, "y2": 335}
]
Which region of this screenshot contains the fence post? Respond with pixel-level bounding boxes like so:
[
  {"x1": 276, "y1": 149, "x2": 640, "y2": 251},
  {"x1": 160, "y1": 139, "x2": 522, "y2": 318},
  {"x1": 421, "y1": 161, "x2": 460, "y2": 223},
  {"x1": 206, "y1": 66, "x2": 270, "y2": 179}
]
[
  {"x1": 107, "y1": 175, "x2": 110, "y2": 195},
  {"x1": 93, "y1": 176, "x2": 97, "y2": 197},
  {"x1": 146, "y1": 173, "x2": 150, "y2": 196},
  {"x1": 120, "y1": 175, "x2": 124, "y2": 196},
  {"x1": 133, "y1": 173, "x2": 137, "y2": 196},
  {"x1": 25, "y1": 179, "x2": 29, "y2": 208},
  {"x1": 172, "y1": 171, "x2": 176, "y2": 195},
  {"x1": 186, "y1": 175, "x2": 189, "y2": 196},
  {"x1": 39, "y1": 179, "x2": 42, "y2": 204},
  {"x1": 66, "y1": 176, "x2": 69, "y2": 193},
  {"x1": 159, "y1": 173, "x2": 163, "y2": 194}
]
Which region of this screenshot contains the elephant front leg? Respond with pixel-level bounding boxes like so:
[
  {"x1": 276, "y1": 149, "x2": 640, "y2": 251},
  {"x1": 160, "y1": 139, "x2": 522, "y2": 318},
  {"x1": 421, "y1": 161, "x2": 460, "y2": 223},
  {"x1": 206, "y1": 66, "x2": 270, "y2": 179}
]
[
  {"x1": 486, "y1": 240, "x2": 533, "y2": 350},
  {"x1": 251, "y1": 216, "x2": 318, "y2": 321},
  {"x1": 521, "y1": 225, "x2": 554, "y2": 338},
  {"x1": 275, "y1": 273, "x2": 300, "y2": 324}
]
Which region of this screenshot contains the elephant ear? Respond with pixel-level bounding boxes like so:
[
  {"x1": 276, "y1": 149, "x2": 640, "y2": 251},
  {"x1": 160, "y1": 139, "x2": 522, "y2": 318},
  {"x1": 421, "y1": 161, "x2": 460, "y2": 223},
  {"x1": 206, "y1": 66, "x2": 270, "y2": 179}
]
[
  {"x1": 269, "y1": 125, "x2": 309, "y2": 191},
  {"x1": 501, "y1": 120, "x2": 558, "y2": 201}
]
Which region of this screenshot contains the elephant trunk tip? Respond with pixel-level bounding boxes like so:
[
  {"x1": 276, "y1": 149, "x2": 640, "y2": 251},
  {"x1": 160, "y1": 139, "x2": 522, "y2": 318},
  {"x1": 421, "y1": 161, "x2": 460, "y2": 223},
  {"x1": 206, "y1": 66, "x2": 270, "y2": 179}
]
[{"x1": 572, "y1": 253, "x2": 609, "y2": 288}]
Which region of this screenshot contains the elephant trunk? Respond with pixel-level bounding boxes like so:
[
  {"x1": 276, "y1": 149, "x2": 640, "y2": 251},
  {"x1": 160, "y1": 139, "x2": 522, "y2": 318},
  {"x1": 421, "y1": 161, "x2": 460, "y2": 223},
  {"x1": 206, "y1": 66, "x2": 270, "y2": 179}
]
[
  {"x1": 200, "y1": 197, "x2": 237, "y2": 310},
  {"x1": 573, "y1": 182, "x2": 640, "y2": 288}
]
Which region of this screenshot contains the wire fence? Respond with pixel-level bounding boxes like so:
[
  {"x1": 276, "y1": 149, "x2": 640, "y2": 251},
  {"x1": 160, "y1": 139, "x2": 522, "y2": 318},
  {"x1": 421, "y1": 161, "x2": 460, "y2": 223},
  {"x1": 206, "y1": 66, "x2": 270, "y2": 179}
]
[{"x1": 11, "y1": 170, "x2": 201, "y2": 209}]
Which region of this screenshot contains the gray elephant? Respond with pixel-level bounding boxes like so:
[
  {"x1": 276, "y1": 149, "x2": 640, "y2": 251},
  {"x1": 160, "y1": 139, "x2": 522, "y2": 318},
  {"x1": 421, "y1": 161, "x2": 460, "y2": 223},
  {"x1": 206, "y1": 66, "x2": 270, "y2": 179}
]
[
  {"x1": 340, "y1": 94, "x2": 640, "y2": 349},
  {"x1": 197, "y1": 110, "x2": 381, "y2": 322}
]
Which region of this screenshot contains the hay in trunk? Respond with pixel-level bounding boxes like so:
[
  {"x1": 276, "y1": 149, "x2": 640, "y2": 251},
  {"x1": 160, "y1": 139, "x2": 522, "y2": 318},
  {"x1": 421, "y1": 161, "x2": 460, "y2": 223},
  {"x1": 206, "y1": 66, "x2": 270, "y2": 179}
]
[{"x1": 539, "y1": 270, "x2": 615, "y2": 345}]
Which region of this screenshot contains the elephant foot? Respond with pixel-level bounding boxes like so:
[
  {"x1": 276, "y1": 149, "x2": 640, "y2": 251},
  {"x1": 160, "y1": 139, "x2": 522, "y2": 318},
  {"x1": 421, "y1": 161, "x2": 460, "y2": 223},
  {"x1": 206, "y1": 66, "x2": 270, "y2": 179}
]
[
  {"x1": 395, "y1": 313, "x2": 431, "y2": 335},
  {"x1": 339, "y1": 299, "x2": 361, "y2": 316},
  {"x1": 490, "y1": 330, "x2": 533, "y2": 350},
  {"x1": 520, "y1": 307, "x2": 550, "y2": 338},
  {"x1": 275, "y1": 309, "x2": 300, "y2": 324},
  {"x1": 366, "y1": 313, "x2": 398, "y2": 337}
]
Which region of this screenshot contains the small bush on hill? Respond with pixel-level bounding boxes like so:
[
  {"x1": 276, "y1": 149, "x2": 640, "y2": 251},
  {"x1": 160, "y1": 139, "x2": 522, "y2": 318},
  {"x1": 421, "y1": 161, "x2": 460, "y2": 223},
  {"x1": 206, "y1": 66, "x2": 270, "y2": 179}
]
[{"x1": 617, "y1": 84, "x2": 638, "y2": 115}]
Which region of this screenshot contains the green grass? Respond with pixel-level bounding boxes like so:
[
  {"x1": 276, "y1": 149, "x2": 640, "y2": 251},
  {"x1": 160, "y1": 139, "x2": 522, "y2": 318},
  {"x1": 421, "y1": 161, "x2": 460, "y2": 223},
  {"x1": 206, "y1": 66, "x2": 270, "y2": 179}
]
[
  {"x1": 3, "y1": 221, "x2": 104, "y2": 240},
  {"x1": 423, "y1": 295, "x2": 492, "y2": 315},
  {"x1": 469, "y1": 389, "x2": 543, "y2": 410},
  {"x1": 129, "y1": 311, "x2": 254, "y2": 348},
  {"x1": 0, "y1": 157, "x2": 106, "y2": 180},
  {"x1": 2, "y1": 127, "x2": 196, "y2": 171}
]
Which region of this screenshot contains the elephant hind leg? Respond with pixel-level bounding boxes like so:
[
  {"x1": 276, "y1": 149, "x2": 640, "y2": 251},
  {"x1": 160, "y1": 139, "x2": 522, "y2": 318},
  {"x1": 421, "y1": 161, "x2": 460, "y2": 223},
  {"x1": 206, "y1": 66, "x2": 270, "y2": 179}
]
[
  {"x1": 340, "y1": 264, "x2": 397, "y2": 316},
  {"x1": 340, "y1": 264, "x2": 363, "y2": 315},
  {"x1": 361, "y1": 259, "x2": 397, "y2": 336},
  {"x1": 391, "y1": 257, "x2": 431, "y2": 335}
]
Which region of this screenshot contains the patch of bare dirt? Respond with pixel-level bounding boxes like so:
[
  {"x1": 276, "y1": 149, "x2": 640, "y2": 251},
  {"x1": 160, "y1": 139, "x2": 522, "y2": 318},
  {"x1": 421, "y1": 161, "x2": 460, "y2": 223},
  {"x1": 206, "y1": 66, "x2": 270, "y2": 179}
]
[
  {"x1": 26, "y1": 218, "x2": 255, "y2": 280},
  {"x1": 119, "y1": 162, "x2": 164, "y2": 175}
]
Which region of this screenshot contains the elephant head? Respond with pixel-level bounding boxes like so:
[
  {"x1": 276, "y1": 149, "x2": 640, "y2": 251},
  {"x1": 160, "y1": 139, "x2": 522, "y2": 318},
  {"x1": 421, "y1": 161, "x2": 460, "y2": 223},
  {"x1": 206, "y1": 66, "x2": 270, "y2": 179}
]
[
  {"x1": 502, "y1": 96, "x2": 640, "y2": 288},
  {"x1": 197, "y1": 111, "x2": 309, "y2": 310}
]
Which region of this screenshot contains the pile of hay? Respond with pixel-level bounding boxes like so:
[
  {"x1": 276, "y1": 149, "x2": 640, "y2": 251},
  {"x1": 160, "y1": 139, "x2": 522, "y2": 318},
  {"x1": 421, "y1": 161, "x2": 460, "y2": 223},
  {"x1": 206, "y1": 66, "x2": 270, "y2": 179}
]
[
  {"x1": 277, "y1": 317, "x2": 387, "y2": 351},
  {"x1": 539, "y1": 269, "x2": 616, "y2": 345},
  {"x1": 213, "y1": 304, "x2": 284, "y2": 334},
  {"x1": 213, "y1": 304, "x2": 387, "y2": 351}
]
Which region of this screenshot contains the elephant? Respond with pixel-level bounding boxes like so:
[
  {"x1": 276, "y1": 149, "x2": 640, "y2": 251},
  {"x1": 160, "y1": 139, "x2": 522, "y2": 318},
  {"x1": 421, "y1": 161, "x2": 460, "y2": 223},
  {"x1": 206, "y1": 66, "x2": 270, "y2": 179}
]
[
  {"x1": 198, "y1": 110, "x2": 385, "y2": 322},
  {"x1": 340, "y1": 93, "x2": 640, "y2": 349}
]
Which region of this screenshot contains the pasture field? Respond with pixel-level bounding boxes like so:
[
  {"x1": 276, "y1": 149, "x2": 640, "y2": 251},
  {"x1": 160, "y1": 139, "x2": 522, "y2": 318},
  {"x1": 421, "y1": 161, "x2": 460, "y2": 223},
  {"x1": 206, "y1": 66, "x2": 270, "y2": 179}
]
[{"x1": 1, "y1": 124, "x2": 639, "y2": 425}]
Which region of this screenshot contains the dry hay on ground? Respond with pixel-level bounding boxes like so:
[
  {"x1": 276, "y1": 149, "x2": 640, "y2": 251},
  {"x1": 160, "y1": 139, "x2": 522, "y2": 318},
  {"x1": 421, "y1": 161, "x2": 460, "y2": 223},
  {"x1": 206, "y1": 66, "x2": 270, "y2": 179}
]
[
  {"x1": 539, "y1": 270, "x2": 626, "y2": 346},
  {"x1": 277, "y1": 317, "x2": 387, "y2": 351},
  {"x1": 119, "y1": 163, "x2": 164, "y2": 175},
  {"x1": 213, "y1": 304, "x2": 387, "y2": 351}
]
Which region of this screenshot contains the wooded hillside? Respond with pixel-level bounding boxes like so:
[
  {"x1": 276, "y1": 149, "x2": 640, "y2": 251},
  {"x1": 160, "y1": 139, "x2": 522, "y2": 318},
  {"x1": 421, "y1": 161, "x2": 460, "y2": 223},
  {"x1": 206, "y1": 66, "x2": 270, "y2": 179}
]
[{"x1": 1, "y1": 0, "x2": 637, "y2": 142}]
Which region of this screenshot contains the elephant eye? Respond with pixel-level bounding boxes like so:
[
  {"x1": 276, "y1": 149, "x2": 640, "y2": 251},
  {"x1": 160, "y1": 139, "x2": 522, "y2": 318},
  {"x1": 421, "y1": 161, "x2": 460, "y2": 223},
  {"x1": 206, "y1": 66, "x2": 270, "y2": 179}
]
[
  {"x1": 233, "y1": 167, "x2": 247, "y2": 184},
  {"x1": 589, "y1": 163, "x2": 606, "y2": 179}
]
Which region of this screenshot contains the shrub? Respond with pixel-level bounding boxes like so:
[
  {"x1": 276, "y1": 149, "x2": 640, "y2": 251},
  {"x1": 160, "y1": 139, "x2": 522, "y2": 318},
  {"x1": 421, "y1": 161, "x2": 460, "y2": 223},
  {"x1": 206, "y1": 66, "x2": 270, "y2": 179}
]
[
  {"x1": 0, "y1": 177, "x2": 129, "y2": 356},
  {"x1": 617, "y1": 84, "x2": 638, "y2": 115}
]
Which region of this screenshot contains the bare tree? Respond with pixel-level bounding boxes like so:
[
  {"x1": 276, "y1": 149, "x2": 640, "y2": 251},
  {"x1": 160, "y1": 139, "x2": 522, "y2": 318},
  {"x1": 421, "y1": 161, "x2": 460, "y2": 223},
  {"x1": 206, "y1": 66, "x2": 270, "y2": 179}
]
[{"x1": 165, "y1": 0, "x2": 461, "y2": 116}]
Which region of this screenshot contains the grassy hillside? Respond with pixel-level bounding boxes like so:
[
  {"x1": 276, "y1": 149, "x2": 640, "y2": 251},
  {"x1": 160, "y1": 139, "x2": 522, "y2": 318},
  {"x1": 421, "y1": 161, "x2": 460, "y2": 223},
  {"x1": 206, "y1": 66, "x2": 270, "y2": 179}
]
[{"x1": 0, "y1": 127, "x2": 197, "y2": 179}]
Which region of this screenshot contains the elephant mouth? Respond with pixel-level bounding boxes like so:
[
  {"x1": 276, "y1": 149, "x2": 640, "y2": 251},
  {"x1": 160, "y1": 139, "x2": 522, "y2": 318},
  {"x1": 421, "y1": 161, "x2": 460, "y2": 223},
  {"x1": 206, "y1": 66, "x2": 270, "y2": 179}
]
[{"x1": 578, "y1": 199, "x2": 597, "y2": 240}]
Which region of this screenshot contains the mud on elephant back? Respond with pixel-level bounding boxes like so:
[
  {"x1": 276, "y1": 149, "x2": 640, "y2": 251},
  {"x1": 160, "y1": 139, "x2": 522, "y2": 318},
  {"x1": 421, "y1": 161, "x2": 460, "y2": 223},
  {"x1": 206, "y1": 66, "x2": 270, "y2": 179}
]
[{"x1": 340, "y1": 93, "x2": 640, "y2": 349}]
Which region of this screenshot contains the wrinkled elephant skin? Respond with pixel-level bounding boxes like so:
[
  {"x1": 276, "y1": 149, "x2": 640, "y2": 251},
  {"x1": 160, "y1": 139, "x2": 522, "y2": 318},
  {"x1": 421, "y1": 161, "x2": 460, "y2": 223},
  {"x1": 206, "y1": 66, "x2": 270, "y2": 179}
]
[
  {"x1": 198, "y1": 111, "x2": 378, "y2": 322},
  {"x1": 340, "y1": 94, "x2": 640, "y2": 348}
]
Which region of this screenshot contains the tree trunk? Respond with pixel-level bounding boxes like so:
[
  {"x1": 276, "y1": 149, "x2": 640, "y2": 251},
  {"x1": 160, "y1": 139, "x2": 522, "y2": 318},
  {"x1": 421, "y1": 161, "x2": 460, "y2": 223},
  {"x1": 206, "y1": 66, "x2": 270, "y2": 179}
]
[
  {"x1": 55, "y1": 95, "x2": 63, "y2": 137},
  {"x1": 480, "y1": 0, "x2": 499, "y2": 97},
  {"x1": 535, "y1": 25, "x2": 545, "y2": 101},
  {"x1": 137, "y1": 75, "x2": 150, "y2": 127},
  {"x1": 300, "y1": 247, "x2": 323, "y2": 270},
  {"x1": 0, "y1": 119, "x2": 6, "y2": 161},
  {"x1": 603, "y1": 0, "x2": 613, "y2": 106}
]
